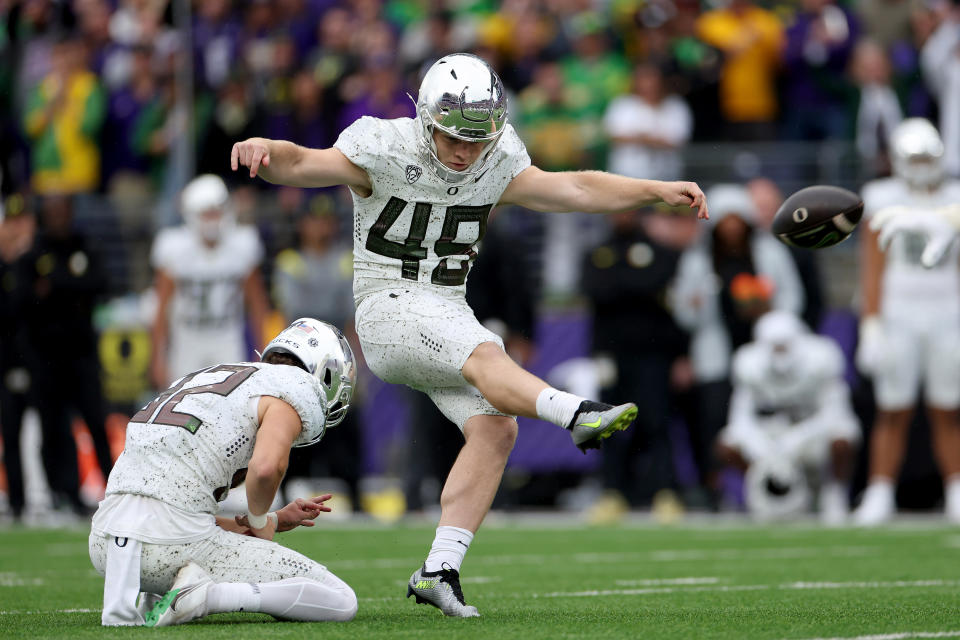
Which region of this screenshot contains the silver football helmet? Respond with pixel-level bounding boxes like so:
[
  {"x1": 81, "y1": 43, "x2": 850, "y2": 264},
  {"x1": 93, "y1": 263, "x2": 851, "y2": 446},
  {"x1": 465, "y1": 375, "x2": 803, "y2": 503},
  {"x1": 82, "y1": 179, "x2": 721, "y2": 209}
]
[
  {"x1": 890, "y1": 118, "x2": 945, "y2": 190},
  {"x1": 181, "y1": 174, "x2": 235, "y2": 244},
  {"x1": 261, "y1": 318, "x2": 356, "y2": 446},
  {"x1": 415, "y1": 53, "x2": 508, "y2": 184},
  {"x1": 754, "y1": 311, "x2": 807, "y2": 377}
]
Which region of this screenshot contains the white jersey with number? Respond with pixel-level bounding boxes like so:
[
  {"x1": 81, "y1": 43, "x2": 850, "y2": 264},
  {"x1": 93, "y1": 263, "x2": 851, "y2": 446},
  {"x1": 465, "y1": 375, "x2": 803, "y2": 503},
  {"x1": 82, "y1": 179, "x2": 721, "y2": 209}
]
[
  {"x1": 151, "y1": 225, "x2": 264, "y2": 332},
  {"x1": 333, "y1": 116, "x2": 531, "y2": 304},
  {"x1": 103, "y1": 362, "x2": 325, "y2": 517},
  {"x1": 862, "y1": 178, "x2": 960, "y2": 319}
]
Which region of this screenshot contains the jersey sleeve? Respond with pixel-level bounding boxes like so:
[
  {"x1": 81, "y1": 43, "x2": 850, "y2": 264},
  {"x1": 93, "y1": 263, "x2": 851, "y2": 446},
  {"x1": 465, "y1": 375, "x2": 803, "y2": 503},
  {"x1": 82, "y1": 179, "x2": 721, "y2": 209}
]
[
  {"x1": 731, "y1": 345, "x2": 761, "y2": 388},
  {"x1": 809, "y1": 336, "x2": 845, "y2": 381},
  {"x1": 150, "y1": 228, "x2": 179, "y2": 272},
  {"x1": 230, "y1": 225, "x2": 265, "y2": 273},
  {"x1": 497, "y1": 124, "x2": 531, "y2": 179},
  {"x1": 334, "y1": 116, "x2": 387, "y2": 175},
  {"x1": 860, "y1": 178, "x2": 898, "y2": 218},
  {"x1": 255, "y1": 365, "x2": 327, "y2": 445}
]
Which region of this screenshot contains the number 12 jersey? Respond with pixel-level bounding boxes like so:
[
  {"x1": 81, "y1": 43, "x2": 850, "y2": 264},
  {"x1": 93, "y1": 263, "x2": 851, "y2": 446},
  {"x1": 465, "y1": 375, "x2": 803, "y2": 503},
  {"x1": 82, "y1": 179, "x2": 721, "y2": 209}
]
[{"x1": 105, "y1": 362, "x2": 325, "y2": 517}]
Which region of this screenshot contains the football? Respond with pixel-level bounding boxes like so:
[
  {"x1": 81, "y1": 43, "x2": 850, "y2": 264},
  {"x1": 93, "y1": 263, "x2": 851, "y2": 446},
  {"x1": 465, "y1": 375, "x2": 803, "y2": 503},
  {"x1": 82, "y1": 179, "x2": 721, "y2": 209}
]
[{"x1": 771, "y1": 185, "x2": 863, "y2": 249}]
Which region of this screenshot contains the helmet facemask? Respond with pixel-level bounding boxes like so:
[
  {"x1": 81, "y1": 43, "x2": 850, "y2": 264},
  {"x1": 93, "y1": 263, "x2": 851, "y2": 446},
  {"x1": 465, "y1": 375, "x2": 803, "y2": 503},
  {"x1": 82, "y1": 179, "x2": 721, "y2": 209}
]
[
  {"x1": 181, "y1": 174, "x2": 235, "y2": 245},
  {"x1": 890, "y1": 118, "x2": 945, "y2": 191},
  {"x1": 415, "y1": 54, "x2": 508, "y2": 184}
]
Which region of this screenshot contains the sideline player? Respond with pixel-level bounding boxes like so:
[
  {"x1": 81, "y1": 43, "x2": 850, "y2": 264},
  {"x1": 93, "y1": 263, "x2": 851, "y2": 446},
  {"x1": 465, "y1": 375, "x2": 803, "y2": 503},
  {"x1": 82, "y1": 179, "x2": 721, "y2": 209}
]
[
  {"x1": 150, "y1": 174, "x2": 270, "y2": 388},
  {"x1": 88, "y1": 318, "x2": 358, "y2": 626},
  {"x1": 855, "y1": 118, "x2": 960, "y2": 525},
  {"x1": 231, "y1": 53, "x2": 708, "y2": 617},
  {"x1": 716, "y1": 311, "x2": 860, "y2": 524}
]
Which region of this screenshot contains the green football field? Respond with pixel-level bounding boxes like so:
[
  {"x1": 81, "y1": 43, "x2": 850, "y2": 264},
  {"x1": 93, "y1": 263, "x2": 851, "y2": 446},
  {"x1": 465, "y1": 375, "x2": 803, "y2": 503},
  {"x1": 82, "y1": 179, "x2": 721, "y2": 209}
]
[{"x1": 1, "y1": 519, "x2": 959, "y2": 639}]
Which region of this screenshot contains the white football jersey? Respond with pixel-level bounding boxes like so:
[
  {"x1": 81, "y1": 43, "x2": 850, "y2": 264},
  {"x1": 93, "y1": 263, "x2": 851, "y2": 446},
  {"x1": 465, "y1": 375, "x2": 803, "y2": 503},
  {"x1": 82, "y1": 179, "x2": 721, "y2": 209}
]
[
  {"x1": 151, "y1": 224, "x2": 264, "y2": 332},
  {"x1": 334, "y1": 116, "x2": 531, "y2": 303},
  {"x1": 106, "y1": 362, "x2": 325, "y2": 515},
  {"x1": 862, "y1": 178, "x2": 960, "y2": 318},
  {"x1": 731, "y1": 334, "x2": 847, "y2": 424}
]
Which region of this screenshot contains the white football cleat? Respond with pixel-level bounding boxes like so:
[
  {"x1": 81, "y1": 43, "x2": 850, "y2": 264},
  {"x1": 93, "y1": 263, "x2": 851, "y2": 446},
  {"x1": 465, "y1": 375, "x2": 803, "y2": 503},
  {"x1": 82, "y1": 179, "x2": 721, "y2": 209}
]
[
  {"x1": 567, "y1": 401, "x2": 638, "y2": 453},
  {"x1": 818, "y1": 483, "x2": 849, "y2": 527},
  {"x1": 143, "y1": 562, "x2": 213, "y2": 627},
  {"x1": 407, "y1": 564, "x2": 479, "y2": 618},
  {"x1": 945, "y1": 478, "x2": 960, "y2": 524},
  {"x1": 852, "y1": 482, "x2": 895, "y2": 526}
]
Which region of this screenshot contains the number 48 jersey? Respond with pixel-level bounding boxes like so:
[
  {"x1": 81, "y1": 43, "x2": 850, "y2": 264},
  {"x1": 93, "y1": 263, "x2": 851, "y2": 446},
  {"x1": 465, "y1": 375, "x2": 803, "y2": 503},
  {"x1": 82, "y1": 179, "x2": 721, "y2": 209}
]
[
  {"x1": 106, "y1": 362, "x2": 325, "y2": 515},
  {"x1": 334, "y1": 116, "x2": 531, "y2": 304}
]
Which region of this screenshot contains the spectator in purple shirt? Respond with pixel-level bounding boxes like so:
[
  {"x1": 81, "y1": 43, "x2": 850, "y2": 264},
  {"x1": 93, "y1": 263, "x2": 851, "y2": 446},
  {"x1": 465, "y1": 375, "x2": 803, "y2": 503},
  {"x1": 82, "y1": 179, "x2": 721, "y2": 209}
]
[
  {"x1": 192, "y1": 0, "x2": 244, "y2": 91},
  {"x1": 101, "y1": 44, "x2": 157, "y2": 186},
  {"x1": 337, "y1": 58, "x2": 412, "y2": 131},
  {"x1": 781, "y1": 0, "x2": 860, "y2": 141}
]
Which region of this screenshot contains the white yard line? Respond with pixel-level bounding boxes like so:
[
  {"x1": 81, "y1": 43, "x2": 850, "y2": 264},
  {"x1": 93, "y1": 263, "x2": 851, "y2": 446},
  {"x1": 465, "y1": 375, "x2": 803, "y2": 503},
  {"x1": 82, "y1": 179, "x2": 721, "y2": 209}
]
[
  {"x1": 785, "y1": 632, "x2": 960, "y2": 640},
  {"x1": 541, "y1": 579, "x2": 960, "y2": 598},
  {"x1": 0, "y1": 573, "x2": 44, "y2": 587},
  {"x1": 615, "y1": 577, "x2": 722, "y2": 586},
  {"x1": 332, "y1": 546, "x2": 881, "y2": 570},
  {"x1": 0, "y1": 608, "x2": 97, "y2": 615}
]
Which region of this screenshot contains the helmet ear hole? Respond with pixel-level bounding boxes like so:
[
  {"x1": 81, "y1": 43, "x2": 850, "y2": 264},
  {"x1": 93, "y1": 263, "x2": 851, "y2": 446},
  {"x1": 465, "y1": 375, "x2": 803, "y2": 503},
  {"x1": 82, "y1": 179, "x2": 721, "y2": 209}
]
[{"x1": 324, "y1": 368, "x2": 332, "y2": 386}]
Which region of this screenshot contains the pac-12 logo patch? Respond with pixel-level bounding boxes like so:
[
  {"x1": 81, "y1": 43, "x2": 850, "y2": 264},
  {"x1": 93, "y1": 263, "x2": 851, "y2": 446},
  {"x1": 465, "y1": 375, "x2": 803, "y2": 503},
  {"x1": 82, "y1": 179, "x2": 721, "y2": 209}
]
[{"x1": 405, "y1": 164, "x2": 422, "y2": 184}]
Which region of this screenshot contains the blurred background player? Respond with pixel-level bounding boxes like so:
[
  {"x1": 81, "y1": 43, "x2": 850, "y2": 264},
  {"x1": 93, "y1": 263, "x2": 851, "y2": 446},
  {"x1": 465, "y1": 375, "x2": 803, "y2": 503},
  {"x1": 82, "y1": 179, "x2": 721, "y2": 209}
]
[
  {"x1": 716, "y1": 310, "x2": 860, "y2": 524},
  {"x1": 672, "y1": 183, "x2": 802, "y2": 508},
  {"x1": 855, "y1": 117, "x2": 960, "y2": 525},
  {"x1": 89, "y1": 318, "x2": 357, "y2": 626},
  {"x1": 150, "y1": 174, "x2": 270, "y2": 388}
]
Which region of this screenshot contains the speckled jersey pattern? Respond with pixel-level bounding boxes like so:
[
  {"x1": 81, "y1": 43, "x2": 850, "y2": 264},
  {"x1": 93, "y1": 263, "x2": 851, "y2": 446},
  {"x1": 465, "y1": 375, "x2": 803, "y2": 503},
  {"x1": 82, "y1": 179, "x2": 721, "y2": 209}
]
[
  {"x1": 89, "y1": 528, "x2": 331, "y2": 594},
  {"x1": 106, "y1": 362, "x2": 325, "y2": 515},
  {"x1": 334, "y1": 117, "x2": 530, "y2": 428}
]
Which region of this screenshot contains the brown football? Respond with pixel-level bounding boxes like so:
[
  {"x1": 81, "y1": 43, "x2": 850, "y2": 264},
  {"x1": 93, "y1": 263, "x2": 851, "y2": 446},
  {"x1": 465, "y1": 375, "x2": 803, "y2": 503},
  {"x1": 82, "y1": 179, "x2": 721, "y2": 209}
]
[{"x1": 771, "y1": 185, "x2": 863, "y2": 249}]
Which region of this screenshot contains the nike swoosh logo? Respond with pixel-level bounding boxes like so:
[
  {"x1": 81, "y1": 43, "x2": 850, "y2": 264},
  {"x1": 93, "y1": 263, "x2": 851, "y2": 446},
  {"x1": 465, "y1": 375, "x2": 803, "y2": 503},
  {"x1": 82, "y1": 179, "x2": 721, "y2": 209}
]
[
  {"x1": 576, "y1": 417, "x2": 603, "y2": 429},
  {"x1": 457, "y1": 540, "x2": 468, "y2": 547},
  {"x1": 474, "y1": 169, "x2": 489, "y2": 183}
]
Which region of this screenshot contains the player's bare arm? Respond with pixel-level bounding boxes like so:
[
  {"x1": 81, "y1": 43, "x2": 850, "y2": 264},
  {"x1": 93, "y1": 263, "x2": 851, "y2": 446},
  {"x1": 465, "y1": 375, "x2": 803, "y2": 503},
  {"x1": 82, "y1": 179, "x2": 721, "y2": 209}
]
[
  {"x1": 242, "y1": 268, "x2": 270, "y2": 349},
  {"x1": 245, "y1": 395, "x2": 303, "y2": 539},
  {"x1": 498, "y1": 165, "x2": 709, "y2": 219},
  {"x1": 230, "y1": 137, "x2": 372, "y2": 195},
  {"x1": 150, "y1": 268, "x2": 175, "y2": 388}
]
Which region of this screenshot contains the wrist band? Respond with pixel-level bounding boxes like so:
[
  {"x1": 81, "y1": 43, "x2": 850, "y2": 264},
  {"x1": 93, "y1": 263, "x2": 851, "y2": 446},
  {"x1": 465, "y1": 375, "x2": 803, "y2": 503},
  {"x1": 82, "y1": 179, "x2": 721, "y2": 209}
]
[
  {"x1": 247, "y1": 511, "x2": 268, "y2": 529},
  {"x1": 267, "y1": 512, "x2": 279, "y2": 529}
]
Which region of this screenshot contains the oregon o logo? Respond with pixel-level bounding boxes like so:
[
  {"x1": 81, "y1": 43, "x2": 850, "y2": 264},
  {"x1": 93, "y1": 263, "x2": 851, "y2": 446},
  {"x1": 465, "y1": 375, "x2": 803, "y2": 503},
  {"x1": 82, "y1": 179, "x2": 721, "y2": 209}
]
[{"x1": 792, "y1": 207, "x2": 809, "y2": 224}]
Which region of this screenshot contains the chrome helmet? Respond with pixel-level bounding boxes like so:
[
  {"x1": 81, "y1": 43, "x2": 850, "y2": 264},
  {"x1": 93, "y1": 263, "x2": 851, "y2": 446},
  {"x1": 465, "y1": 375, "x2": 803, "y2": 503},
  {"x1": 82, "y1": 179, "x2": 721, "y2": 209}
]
[
  {"x1": 180, "y1": 174, "x2": 235, "y2": 244},
  {"x1": 890, "y1": 118, "x2": 945, "y2": 190},
  {"x1": 415, "y1": 53, "x2": 508, "y2": 184},
  {"x1": 754, "y1": 310, "x2": 807, "y2": 377},
  {"x1": 261, "y1": 318, "x2": 357, "y2": 446}
]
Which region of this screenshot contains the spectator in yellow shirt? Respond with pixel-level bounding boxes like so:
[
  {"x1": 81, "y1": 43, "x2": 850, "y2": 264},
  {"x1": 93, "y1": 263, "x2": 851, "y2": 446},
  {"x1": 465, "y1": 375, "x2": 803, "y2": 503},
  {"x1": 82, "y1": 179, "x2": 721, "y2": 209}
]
[
  {"x1": 697, "y1": 0, "x2": 784, "y2": 140},
  {"x1": 23, "y1": 36, "x2": 106, "y2": 195}
]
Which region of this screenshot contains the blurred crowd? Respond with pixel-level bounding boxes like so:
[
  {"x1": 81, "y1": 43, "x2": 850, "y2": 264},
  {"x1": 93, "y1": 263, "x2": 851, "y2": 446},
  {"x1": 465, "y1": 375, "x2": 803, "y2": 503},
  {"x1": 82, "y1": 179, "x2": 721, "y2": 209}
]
[
  {"x1": 2, "y1": 0, "x2": 960, "y2": 524},
  {"x1": 1, "y1": 0, "x2": 959, "y2": 199}
]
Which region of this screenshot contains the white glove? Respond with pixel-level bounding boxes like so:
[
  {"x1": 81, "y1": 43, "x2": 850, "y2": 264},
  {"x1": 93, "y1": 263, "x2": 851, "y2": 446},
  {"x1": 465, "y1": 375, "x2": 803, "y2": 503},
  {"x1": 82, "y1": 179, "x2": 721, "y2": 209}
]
[
  {"x1": 855, "y1": 315, "x2": 887, "y2": 375},
  {"x1": 870, "y1": 205, "x2": 960, "y2": 268}
]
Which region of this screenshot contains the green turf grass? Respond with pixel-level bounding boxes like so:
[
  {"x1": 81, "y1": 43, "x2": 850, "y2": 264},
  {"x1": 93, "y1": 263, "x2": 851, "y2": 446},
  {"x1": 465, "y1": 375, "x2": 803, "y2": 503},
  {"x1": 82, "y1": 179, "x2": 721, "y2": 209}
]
[{"x1": 1, "y1": 520, "x2": 959, "y2": 639}]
